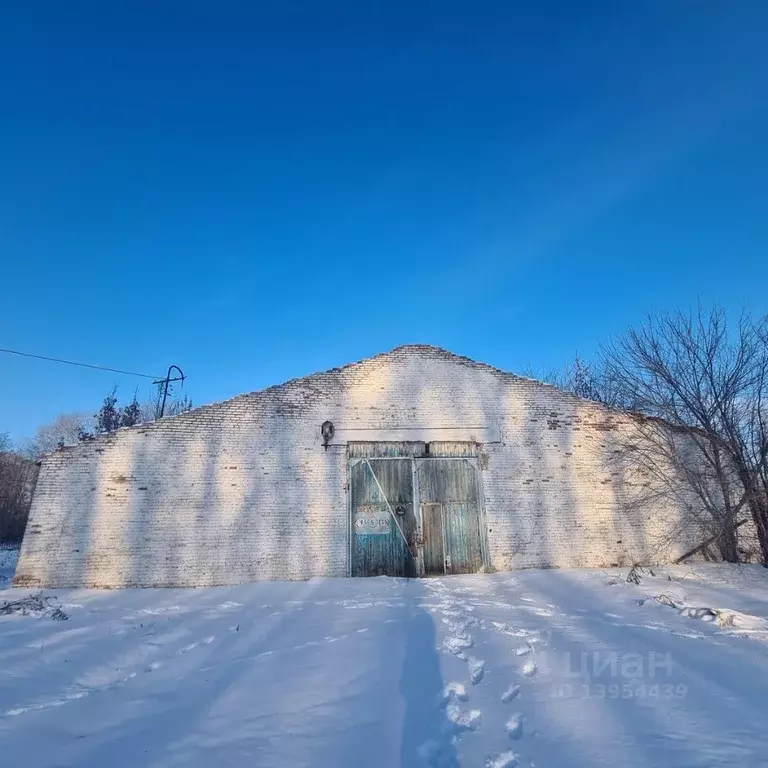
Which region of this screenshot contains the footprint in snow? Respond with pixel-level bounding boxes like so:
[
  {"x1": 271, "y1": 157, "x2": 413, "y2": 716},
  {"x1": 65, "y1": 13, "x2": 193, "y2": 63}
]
[
  {"x1": 467, "y1": 657, "x2": 485, "y2": 684},
  {"x1": 506, "y1": 713, "x2": 524, "y2": 740},
  {"x1": 445, "y1": 702, "x2": 482, "y2": 731},
  {"x1": 439, "y1": 681, "x2": 469, "y2": 705},
  {"x1": 485, "y1": 750, "x2": 519, "y2": 768},
  {"x1": 501, "y1": 684, "x2": 520, "y2": 703},
  {"x1": 521, "y1": 660, "x2": 537, "y2": 677},
  {"x1": 443, "y1": 634, "x2": 474, "y2": 655}
]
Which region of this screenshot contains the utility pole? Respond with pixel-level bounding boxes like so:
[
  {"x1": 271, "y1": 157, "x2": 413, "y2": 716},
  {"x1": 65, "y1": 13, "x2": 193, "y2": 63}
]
[{"x1": 153, "y1": 365, "x2": 185, "y2": 419}]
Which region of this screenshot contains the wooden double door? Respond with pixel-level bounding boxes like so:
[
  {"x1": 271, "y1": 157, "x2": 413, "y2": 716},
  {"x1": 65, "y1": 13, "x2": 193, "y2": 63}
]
[{"x1": 349, "y1": 442, "x2": 487, "y2": 577}]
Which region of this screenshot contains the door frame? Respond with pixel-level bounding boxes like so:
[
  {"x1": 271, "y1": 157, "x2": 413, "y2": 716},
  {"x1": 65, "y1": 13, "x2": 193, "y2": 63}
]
[{"x1": 347, "y1": 454, "x2": 490, "y2": 576}]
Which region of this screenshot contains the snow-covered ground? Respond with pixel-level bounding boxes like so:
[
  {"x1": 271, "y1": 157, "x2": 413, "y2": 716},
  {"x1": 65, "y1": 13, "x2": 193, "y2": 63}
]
[{"x1": 2, "y1": 564, "x2": 768, "y2": 767}]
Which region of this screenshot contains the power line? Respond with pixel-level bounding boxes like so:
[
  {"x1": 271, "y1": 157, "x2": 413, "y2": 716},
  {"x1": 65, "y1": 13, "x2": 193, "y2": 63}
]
[{"x1": 0, "y1": 347, "x2": 165, "y2": 380}]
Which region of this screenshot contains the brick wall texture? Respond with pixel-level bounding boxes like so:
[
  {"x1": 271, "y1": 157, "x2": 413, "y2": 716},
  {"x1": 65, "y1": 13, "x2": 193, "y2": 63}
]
[{"x1": 15, "y1": 345, "x2": 720, "y2": 587}]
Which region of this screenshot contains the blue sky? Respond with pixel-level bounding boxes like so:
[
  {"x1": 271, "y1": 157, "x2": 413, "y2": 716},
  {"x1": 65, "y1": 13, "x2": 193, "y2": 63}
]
[{"x1": 2, "y1": 1, "x2": 767, "y2": 442}]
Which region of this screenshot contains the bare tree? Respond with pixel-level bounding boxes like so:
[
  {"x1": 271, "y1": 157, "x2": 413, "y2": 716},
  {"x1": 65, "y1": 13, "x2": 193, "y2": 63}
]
[
  {"x1": 24, "y1": 412, "x2": 93, "y2": 458},
  {"x1": 614, "y1": 412, "x2": 744, "y2": 561},
  {"x1": 601, "y1": 307, "x2": 768, "y2": 563},
  {"x1": 541, "y1": 308, "x2": 768, "y2": 563},
  {"x1": 0, "y1": 437, "x2": 39, "y2": 543},
  {"x1": 543, "y1": 355, "x2": 627, "y2": 407}
]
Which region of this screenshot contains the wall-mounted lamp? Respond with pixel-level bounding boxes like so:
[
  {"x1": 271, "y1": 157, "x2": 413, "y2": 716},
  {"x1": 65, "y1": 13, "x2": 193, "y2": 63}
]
[{"x1": 321, "y1": 420, "x2": 335, "y2": 450}]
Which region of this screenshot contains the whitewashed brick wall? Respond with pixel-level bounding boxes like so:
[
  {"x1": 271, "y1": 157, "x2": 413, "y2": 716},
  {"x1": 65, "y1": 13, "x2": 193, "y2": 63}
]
[{"x1": 15, "y1": 346, "x2": 713, "y2": 587}]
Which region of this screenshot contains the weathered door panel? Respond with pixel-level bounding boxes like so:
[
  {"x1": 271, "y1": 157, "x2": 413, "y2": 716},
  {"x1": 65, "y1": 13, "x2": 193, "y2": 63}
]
[
  {"x1": 418, "y1": 459, "x2": 478, "y2": 505},
  {"x1": 422, "y1": 503, "x2": 445, "y2": 575},
  {"x1": 427, "y1": 442, "x2": 478, "y2": 458},
  {"x1": 350, "y1": 458, "x2": 416, "y2": 577},
  {"x1": 443, "y1": 502, "x2": 483, "y2": 574},
  {"x1": 348, "y1": 442, "x2": 426, "y2": 459},
  {"x1": 418, "y1": 459, "x2": 485, "y2": 575}
]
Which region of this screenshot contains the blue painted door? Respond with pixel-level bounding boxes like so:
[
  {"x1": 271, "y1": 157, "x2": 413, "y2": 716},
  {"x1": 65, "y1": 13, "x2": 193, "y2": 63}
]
[
  {"x1": 418, "y1": 459, "x2": 483, "y2": 574},
  {"x1": 350, "y1": 458, "x2": 416, "y2": 577}
]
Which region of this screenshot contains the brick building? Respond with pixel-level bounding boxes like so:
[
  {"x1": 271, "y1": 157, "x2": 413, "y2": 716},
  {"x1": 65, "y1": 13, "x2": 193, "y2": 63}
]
[{"x1": 15, "y1": 345, "x2": 710, "y2": 587}]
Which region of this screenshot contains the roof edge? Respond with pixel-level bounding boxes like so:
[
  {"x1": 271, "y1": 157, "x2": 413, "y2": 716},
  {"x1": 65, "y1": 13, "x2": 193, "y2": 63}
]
[{"x1": 42, "y1": 343, "x2": 633, "y2": 458}]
